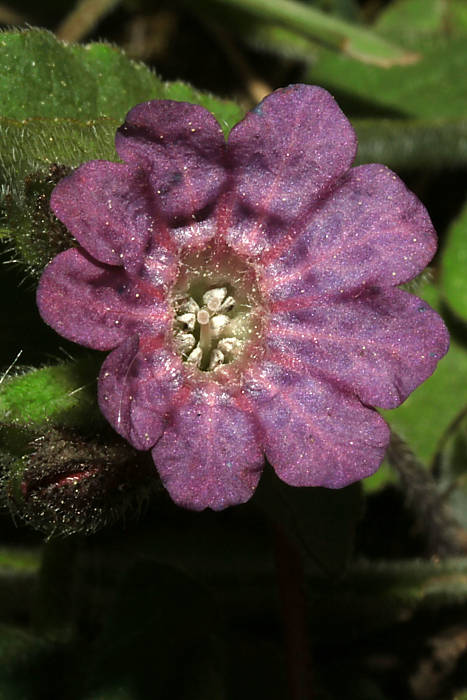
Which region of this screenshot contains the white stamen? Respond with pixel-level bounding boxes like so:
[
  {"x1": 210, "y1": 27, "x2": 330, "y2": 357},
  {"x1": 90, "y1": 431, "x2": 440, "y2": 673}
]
[
  {"x1": 220, "y1": 295, "x2": 235, "y2": 312},
  {"x1": 208, "y1": 348, "x2": 224, "y2": 370},
  {"x1": 186, "y1": 345, "x2": 202, "y2": 366},
  {"x1": 178, "y1": 297, "x2": 199, "y2": 315},
  {"x1": 217, "y1": 337, "x2": 242, "y2": 357},
  {"x1": 203, "y1": 287, "x2": 227, "y2": 313},
  {"x1": 174, "y1": 331, "x2": 196, "y2": 355},
  {"x1": 210, "y1": 314, "x2": 230, "y2": 338},
  {"x1": 176, "y1": 312, "x2": 196, "y2": 331},
  {"x1": 172, "y1": 283, "x2": 248, "y2": 371}
]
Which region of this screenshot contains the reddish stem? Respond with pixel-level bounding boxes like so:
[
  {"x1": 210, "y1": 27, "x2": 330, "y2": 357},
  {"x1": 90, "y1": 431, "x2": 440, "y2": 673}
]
[{"x1": 275, "y1": 526, "x2": 314, "y2": 700}]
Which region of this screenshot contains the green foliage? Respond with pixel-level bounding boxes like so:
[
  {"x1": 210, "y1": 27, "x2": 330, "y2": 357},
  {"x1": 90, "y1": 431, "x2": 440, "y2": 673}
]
[
  {"x1": 0, "y1": 118, "x2": 118, "y2": 188},
  {"x1": 362, "y1": 460, "x2": 396, "y2": 493},
  {"x1": 0, "y1": 116, "x2": 116, "y2": 275},
  {"x1": 381, "y1": 283, "x2": 467, "y2": 469},
  {"x1": 204, "y1": 0, "x2": 415, "y2": 66},
  {"x1": 309, "y1": 36, "x2": 467, "y2": 119},
  {"x1": 0, "y1": 28, "x2": 243, "y2": 129},
  {"x1": 0, "y1": 547, "x2": 40, "y2": 574},
  {"x1": 307, "y1": 0, "x2": 467, "y2": 119},
  {"x1": 376, "y1": 0, "x2": 467, "y2": 41},
  {"x1": 0, "y1": 29, "x2": 160, "y2": 122},
  {"x1": 305, "y1": 0, "x2": 467, "y2": 120}
]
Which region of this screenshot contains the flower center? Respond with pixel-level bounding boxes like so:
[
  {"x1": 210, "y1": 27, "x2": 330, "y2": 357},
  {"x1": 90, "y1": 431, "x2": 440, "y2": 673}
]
[
  {"x1": 173, "y1": 284, "x2": 251, "y2": 371},
  {"x1": 170, "y1": 246, "x2": 262, "y2": 374}
]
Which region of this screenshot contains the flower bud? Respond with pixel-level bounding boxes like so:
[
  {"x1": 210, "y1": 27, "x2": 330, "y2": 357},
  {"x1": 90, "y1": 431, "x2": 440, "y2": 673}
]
[{"x1": 5, "y1": 428, "x2": 159, "y2": 536}]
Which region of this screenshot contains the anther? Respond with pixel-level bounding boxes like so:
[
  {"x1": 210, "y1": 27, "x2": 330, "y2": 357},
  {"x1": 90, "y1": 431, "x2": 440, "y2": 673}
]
[
  {"x1": 186, "y1": 345, "x2": 202, "y2": 366},
  {"x1": 210, "y1": 314, "x2": 230, "y2": 338},
  {"x1": 176, "y1": 312, "x2": 196, "y2": 331},
  {"x1": 178, "y1": 298, "x2": 199, "y2": 315},
  {"x1": 220, "y1": 296, "x2": 235, "y2": 312},
  {"x1": 208, "y1": 348, "x2": 224, "y2": 370},
  {"x1": 174, "y1": 331, "x2": 196, "y2": 355},
  {"x1": 218, "y1": 337, "x2": 242, "y2": 357},
  {"x1": 203, "y1": 287, "x2": 227, "y2": 313}
]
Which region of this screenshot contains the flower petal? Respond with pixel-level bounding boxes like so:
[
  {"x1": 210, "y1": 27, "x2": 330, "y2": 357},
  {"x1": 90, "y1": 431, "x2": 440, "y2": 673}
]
[
  {"x1": 243, "y1": 362, "x2": 389, "y2": 488},
  {"x1": 152, "y1": 384, "x2": 264, "y2": 511},
  {"x1": 225, "y1": 84, "x2": 357, "y2": 256},
  {"x1": 98, "y1": 336, "x2": 184, "y2": 450},
  {"x1": 37, "y1": 248, "x2": 171, "y2": 350},
  {"x1": 266, "y1": 288, "x2": 449, "y2": 409},
  {"x1": 261, "y1": 164, "x2": 437, "y2": 301},
  {"x1": 51, "y1": 161, "x2": 177, "y2": 281},
  {"x1": 115, "y1": 101, "x2": 227, "y2": 225}
]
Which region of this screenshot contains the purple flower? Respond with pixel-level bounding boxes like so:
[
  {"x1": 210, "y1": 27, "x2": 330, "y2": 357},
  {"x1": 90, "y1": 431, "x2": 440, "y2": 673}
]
[{"x1": 37, "y1": 85, "x2": 449, "y2": 511}]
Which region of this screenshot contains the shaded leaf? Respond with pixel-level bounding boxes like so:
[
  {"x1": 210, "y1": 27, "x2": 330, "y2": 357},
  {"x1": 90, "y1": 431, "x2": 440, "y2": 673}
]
[
  {"x1": 442, "y1": 198, "x2": 467, "y2": 322},
  {"x1": 0, "y1": 547, "x2": 40, "y2": 573},
  {"x1": 0, "y1": 624, "x2": 62, "y2": 700},
  {"x1": 362, "y1": 460, "x2": 396, "y2": 493},
  {"x1": 0, "y1": 549, "x2": 41, "y2": 626},
  {"x1": 254, "y1": 466, "x2": 363, "y2": 576},
  {"x1": 435, "y1": 410, "x2": 467, "y2": 530},
  {"x1": 303, "y1": 558, "x2": 467, "y2": 641},
  {"x1": 353, "y1": 117, "x2": 467, "y2": 171},
  {"x1": 85, "y1": 560, "x2": 225, "y2": 699},
  {"x1": 242, "y1": 19, "x2": 319, "y2": 62}
]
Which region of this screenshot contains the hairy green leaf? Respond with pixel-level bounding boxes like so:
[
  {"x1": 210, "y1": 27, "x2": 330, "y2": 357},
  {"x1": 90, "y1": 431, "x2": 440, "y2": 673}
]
[
  {"x1": 0, "y1": 117, "x2": 117, "y2": 274},
  {"x1": 0, "y1": 357, "x2": 102, "y2": 431},
  {"x1": 0, "y1": 28, "x2": 243, "y2": 130},
  {"x1": 0, "y1": 29, "x2": 160, "y2": 122}
]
